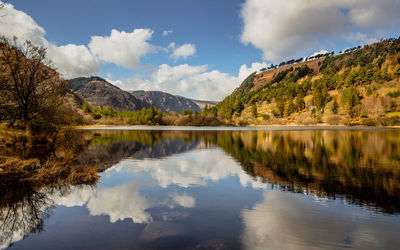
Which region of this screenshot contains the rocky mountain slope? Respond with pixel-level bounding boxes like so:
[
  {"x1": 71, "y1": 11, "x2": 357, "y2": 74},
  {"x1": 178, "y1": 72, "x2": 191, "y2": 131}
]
[
  {"x1": 130, "y1": 90, "x2": 203, "y2": 113},
  {"x1": 68, "y1": 77, "x2": 217, "y2": 113},
  {"x1": 69, "y1": 77, "x2": 145, "y2": 111}
]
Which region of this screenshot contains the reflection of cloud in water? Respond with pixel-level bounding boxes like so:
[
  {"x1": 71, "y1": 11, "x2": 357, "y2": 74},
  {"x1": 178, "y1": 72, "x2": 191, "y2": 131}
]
[
  {"x1": 54, "y1": 185, "x2": 95, "y2": 207},
  {"x1": 53, "y1": 148, "x2": 266, "y2": 225},
  {"x1": 54, "y1": 183, "x2": 153, "y2": 223},
  {"x1": 242, "y1": 190, "x2": 400, "y2": 250},
  {"x1": 87, "y1": 182, "x2": 153, "y2": 223},
  {"x1": 107, "y1": 148, "x2": 266, "y2": 189},
  {"x1": 170, "y1": 193, "x2": 195, "y2": 208}
]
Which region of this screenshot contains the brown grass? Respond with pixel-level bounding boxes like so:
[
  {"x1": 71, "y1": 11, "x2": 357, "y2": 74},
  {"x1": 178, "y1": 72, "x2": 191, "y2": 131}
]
[
  {"x1": 252, "y1": 58, "x2": 325, "y2": 89},
  {"x1": 0, "y1": 126, "x2": 99, "y2": 194}
]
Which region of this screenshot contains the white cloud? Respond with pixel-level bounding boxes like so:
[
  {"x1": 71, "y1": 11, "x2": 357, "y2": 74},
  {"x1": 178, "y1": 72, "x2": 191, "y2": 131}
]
[
  {"x1": 240, "y1": 0, "x2": 400, "y2": 61},
  {"x1": 309, "y1": 49, "x2": 329, "y2": 58},
  {"x1": 163, "y1": 30, "x2": 173, "y2": 36},
  {"x1": 0, "y1": 2, "x2": 46, "y2": 46},
  {"x1": 122, "y1": 61, "x2": 267, "y2": 100},
  {"x1": 47, "y1": 44, "x2": 100, "y2": 79},
  {"x1": 89, "y1": 29, "x2": 157, "y2": 70},
  {"x1": 237, "y1": 62, "x2": 269, "y2": 81},
  {"x1": 168, "y1": 42, "x2": 176, "y2": 49},
  {"x1": 86, "y1": 182, "x2": 154, "y2": 223},
  {"x1": 0, "y1": 2, "x2": 99, "y2": 78},
  {"x1": 170, "y1": 43, "x2": 196, "y2": 60},
  {"x1": 346, "y1": 32, "x2": 378, "y2": 45}
]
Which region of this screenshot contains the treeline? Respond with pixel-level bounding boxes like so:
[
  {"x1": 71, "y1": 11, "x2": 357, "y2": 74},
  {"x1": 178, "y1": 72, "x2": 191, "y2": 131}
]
[
  {"x1": 260, "y1": 51, "x2": 337, "y2": 73},
  {"x1": 82, "y1": 102, "x2": 164, "y2": 125},
  {"x1": 82, "y1": 102, "x2": 229, "y2": 126}
]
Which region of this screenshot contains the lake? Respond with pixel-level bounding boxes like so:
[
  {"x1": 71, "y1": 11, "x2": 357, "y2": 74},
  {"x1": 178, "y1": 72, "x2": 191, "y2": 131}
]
[{"x1": 2, "y1": 127, "x2": 400, "y2": 249}]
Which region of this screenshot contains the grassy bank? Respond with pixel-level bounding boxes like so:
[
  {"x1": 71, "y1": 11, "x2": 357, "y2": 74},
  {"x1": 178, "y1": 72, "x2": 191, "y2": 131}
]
[{"x1": 0, "y1": 126, "x2": 99, "y2": 195}]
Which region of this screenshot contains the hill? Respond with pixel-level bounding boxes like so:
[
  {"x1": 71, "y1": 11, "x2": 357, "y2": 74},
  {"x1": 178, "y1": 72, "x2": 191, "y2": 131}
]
[
  {"x1": 212, "y1": 37, "x2": 400, "y2": 126},
  {"x1": 68, "y1": 78, "x2": 215, "y2": 114},
  {"x1": 69, "y1": 77, "x2": 146, "y2": 111},
  {"x1": 130, "y1": 90, "x2": 203, "y2": 113}
]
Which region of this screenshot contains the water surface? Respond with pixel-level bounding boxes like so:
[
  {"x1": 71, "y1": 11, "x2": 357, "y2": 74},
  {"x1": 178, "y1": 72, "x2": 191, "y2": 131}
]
[{"x1": 2, "y1": 128, "x2": 400, "y2": 249}]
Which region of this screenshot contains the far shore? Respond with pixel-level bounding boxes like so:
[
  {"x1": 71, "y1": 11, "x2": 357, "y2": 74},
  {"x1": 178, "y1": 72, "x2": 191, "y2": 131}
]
[{"x1": 73, "y1": 124, "x2": 400, "y2": 129}]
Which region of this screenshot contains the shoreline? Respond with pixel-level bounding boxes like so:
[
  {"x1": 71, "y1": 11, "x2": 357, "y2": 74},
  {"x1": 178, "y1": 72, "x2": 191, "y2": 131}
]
[{"x1": 73, "y1": 124, "x2": 400, "y2": 130}]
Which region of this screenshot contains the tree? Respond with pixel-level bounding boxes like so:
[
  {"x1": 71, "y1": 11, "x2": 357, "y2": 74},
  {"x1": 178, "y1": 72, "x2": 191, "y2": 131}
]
[
  {"x1": 251, "y1": 104, "x2": 257, "y2": 118},
  {"x1": 0, "y1": 37, "x2": 69, "y2": 131},
  {"x1": 285, "y1": 100, "x2": 296, "y2": 116},
  {"x1": 295, "y1": 94, "x2": 305, "y2": 111},
  {"x1": 342, "y1": 87, "x2": 361, "y2": 117},
  {"x1": 331, "y1": 98, "x2": 339, "y2": 114},
  {"x1": 182, "y1": 109, "x2": 193, "y2": 115},
  {"x1": 312, "y1": 82, "x2": 330, "y2": 111},
  {"x1": 276, "y1": 97, "x2": 285, "y2": 117}
]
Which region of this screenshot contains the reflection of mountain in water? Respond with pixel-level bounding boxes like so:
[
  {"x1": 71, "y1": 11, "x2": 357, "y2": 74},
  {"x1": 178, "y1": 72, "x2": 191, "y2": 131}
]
[{"x1": 74, "y1": 131, "x2": 202, "y2": 171}]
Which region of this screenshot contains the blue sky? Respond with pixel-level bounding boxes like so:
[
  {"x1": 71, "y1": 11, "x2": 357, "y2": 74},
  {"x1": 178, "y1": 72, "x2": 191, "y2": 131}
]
[
  {"x1": 2, "y1": 0, "x2": 400, "y2": 100},
  {"x1": 10, "y1": 0, "x2": 260, "y2": 75}
]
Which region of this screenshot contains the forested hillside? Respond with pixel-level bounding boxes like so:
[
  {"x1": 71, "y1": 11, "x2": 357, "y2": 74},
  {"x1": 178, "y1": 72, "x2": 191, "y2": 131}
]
[{"x1": 211, "y1": 38, "x2": 400, "y2": 126}]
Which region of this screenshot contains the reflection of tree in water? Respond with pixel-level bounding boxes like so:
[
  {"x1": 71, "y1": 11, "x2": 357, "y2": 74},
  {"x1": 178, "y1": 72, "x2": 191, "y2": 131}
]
[
  {"x1": 205, "y1": 130, "x2": 400, "y2": 214},
  {"x1": 0, "y1": 183, "x2": 84, "y2": 249},
  {"x1": 0, "y1": 129, "x2": 99, "y2": 249},
  {"x1": 0, "y1": 130, "x2": 204, "y2": 248}
]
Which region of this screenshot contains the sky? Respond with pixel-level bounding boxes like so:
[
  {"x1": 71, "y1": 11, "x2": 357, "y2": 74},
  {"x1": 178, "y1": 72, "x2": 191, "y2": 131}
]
[{"x1": 1, "y1": 0, "x2": 400, "y2": 100}]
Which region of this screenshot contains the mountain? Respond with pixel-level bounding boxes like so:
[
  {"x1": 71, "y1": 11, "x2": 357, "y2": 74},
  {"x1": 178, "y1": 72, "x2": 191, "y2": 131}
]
[
  {"x1": 68, "y1": 77, "x2": 146, "y2": 111},
  {"x1": 131, "y1": 90, "x2": 213, "y2": 113},
  {"x1": 214, "y1": 37, "x2": 400, "y2": 125},
  {"x1": 68, "y1": 78, "x2": 217, "y2": 113}
]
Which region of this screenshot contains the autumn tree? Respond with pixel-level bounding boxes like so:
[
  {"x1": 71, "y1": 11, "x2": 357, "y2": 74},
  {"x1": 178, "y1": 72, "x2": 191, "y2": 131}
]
[
  {"x1": 341, "y1": 87, "x2": 361, "y2": 117},
  {"x1": 295, "y1": 94, "x2": 305, "y2": 111},
  {"x1": 251, "y1": 104, "x2": 257, "y2": 118},
  {"x1": 0, "y1": 37, "x2": 69, "y2": 131}
]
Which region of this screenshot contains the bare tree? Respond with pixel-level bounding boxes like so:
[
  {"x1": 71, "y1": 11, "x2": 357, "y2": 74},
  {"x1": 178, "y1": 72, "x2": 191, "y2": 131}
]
[{"x1": 0, "y1": 37, "x2": 68, "y2": 131}]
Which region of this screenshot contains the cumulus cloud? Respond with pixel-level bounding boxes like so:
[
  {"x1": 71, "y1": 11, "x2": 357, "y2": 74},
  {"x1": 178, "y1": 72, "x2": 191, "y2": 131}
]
[
  {"x1": 86, "y1": 182, "x2": 154, "y2": 223},
  {"x1": 0, "y1": 2, "x2": 46, "y2": 46},
  {"x1": 122, "y1": 61, "x2": 268, "y2": 100},
  {"x1": 240, "y1": 0, "x2": 400, "y2": 61},
  {"x1": 0, "y1": 2, "x2": 99, "y2": 78},
  {"x1": 170, "y1": 43, "x2": 196, "y2": 60},
  {"x1": 47, "y1": 44, "x2": 100, "y2": 78},
  {"x1": 163, "y1": 30, "x2": 173, "y2": 36},
  {"x1": 89, "y1": 29, "x2": 157, "y2": 70}
]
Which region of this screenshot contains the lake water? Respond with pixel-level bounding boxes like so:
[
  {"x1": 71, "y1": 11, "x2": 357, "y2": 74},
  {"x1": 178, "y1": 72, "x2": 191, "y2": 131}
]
[{"x1": 2, "y1": 127, "x2": 400, "y2": 249}]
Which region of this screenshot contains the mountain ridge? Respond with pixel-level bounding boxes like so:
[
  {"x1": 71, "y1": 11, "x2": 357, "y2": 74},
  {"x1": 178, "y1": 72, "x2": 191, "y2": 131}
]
[{"x1": 68, "y1": 77, "x2": 217, "y2": 113}]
